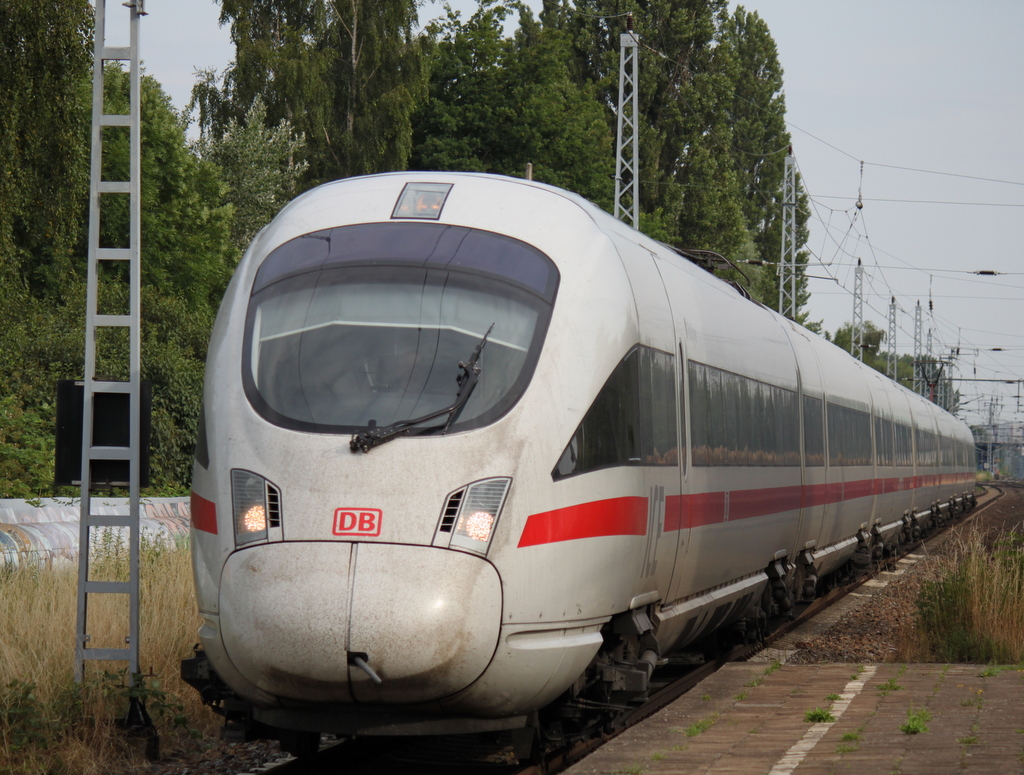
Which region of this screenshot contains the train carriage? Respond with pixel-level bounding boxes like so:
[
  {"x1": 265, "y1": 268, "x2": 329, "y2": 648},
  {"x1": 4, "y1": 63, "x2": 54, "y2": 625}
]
[{"x1": 185, "y1": 172, "x2": 975, "y2": 751}]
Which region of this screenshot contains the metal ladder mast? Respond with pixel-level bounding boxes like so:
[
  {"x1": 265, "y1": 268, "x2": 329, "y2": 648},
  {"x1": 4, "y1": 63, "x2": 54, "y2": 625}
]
[
  {"x1": 778, "y1": 151, "x2": 797, "y2": 319},
  {"x1": 614, "y1": 17, "x2": 639, "y2": 229},
  {"x1": 75, "y1": 0, "x2": 147, "y2": 683}
]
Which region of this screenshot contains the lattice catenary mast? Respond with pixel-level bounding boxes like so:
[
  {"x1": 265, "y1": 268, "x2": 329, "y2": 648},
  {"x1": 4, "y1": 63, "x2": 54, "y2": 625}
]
[
  {"x1": 913, "y1": 301, "x2": 924, "y2": 396},
  {"x1": 887, "y1": 296, "x2": 897, "y2": 380},
  {"x1": 851, "y1": 259, "x2": 864, "y2": 360},
  {"x1": 778, "y1": 149, "x2": 797, "y2": 319},
  {"x1": 614, "y1": 15, "x2": 639, "y2": 228}
]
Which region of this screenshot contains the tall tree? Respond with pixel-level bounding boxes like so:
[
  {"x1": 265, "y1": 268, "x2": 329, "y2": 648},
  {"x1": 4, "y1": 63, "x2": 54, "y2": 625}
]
[
  {"x1": 561, "y1": 0, "x2": 747, "y2": 254},
  {"x1": 720, "y1": 6, "x2": 812, "y2": 320},
  {"x1": 90, "y1": 67, "x2": 237, "y2": 488},
  {"x1": 410, "y1": 1, "x2": 613, "y2": 205},
  {"x1": 0, "y1": 0, "x2": 92, "y2": 297},
  {"x1": 193, "y1": 97, "x2": 308, "y2": 254},
  {"x1": 0, "y1": 61, "x2": 238, "y2": 496},
  {"x1": 199, "y1": 0, "x2": 428, "y2": 184},
  {"x1": 327, "y1": 0, "x2": 428, "y2": 178},
  {"x1": 100, "y1": 67, "x2": 236, "y2": 308}
]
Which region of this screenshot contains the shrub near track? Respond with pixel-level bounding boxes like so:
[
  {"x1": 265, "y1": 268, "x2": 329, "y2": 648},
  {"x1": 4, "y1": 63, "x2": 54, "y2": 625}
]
[
  {"x1": 0, "y1": 538, "x2": 219, "y2": 774},
  {"x1": 913, "y1": 527, "x2": 1024, "y2": 663}
]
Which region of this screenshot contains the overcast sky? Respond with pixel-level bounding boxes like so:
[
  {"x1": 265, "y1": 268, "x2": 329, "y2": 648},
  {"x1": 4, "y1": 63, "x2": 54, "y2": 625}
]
[{"x1": 125, "y1": 0, "x2": 1024, "y2": 427}]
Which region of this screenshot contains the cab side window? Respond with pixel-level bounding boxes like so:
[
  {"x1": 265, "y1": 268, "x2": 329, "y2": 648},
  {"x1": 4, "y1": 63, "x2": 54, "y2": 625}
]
[{"x1": 553, "y1": 346, "x2": 677, "y2": 479}]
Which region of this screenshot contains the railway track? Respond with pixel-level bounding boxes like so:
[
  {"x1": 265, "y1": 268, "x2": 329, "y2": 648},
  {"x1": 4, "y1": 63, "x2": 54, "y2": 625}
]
[{"x1": 233, "y1": 485, "x2": 1000, "y2": 775}]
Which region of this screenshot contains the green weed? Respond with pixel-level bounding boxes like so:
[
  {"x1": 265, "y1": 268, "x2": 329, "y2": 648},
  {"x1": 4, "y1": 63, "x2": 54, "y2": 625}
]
[
  {"x1": 900, "y1": 705, "x2": 931, "y2": 734},
  {"x1": 684, "y1": 713, "x2": 719, "y2": 737},
  {"x1": 804, "y1": 707, "x2": 835, "y2": 723},
  {"x1": 878, "y1": 677, "x2": 904, "y2": 696}
]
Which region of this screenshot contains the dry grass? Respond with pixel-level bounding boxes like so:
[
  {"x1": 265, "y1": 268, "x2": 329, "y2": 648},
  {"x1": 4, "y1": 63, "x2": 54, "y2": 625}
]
[
  {"x1": 0, "y1": 538, "x2": 220, "y2": 774},
  {"x1": 896, "y1": 526, "x2": 1024, "y2": 664}
]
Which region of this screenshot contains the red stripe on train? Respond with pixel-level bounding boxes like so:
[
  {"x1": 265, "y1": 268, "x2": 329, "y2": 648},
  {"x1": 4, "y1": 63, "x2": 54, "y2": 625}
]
[
  {"x1": 190, "y1": 492, "x2": 218, "y2": 535},
  {"x1": 517, "y1": 496, "x2": 647, "y2": 547},
  {"x1": 520, "y1": 474, "x2": 976, "y2": 546}
]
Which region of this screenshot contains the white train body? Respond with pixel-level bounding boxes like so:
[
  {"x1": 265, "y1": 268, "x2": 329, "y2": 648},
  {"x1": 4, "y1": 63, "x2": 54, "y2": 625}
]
[{"x1": 188, "y1": 172, "x2": 974, "y2": 736}]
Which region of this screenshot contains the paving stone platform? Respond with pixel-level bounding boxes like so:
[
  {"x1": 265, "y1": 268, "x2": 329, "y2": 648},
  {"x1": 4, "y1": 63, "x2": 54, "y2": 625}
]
[{"x1": 566, "y1": 663, "x2": 1024, "y2": 774}]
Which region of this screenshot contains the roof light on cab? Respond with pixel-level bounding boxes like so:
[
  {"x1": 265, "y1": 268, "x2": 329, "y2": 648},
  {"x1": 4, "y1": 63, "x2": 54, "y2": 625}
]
[{"x1": 391, "y1": 182, "x2": 452, "y2": 220}]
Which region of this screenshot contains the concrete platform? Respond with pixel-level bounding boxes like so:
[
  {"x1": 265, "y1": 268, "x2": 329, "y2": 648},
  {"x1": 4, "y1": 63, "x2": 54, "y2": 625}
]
[{"x1": 566, "y1": 663, "x2": 1024, "y2": 774}]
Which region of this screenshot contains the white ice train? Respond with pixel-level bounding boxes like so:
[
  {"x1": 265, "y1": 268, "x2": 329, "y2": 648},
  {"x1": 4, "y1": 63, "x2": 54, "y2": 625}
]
[{"x1": 184, "y1": 172, "x2": 975, "y2": 752}]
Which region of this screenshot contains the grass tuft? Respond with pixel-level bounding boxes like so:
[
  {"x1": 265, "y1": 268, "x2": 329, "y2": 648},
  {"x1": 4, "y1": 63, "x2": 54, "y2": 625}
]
[
  {"x1": 900, "y1": 704, "x2": 931, "y2": 735},
  {"x1": 804, "y1": 707, "x2": 835, "y2": 723},
  {"x1": 684, "y1": 713, "x2": 719, "y2": 737}
]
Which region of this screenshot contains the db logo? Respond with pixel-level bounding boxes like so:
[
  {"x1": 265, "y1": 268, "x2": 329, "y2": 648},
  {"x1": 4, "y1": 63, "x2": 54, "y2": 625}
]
[{"x1": 333, "y1": 508, "x2": 382, "y2": 537}]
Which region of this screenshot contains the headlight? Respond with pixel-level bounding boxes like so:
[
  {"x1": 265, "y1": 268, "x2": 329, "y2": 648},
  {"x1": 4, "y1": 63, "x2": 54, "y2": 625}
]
[
  {"x1": 447, "y1": 477, "x2": 511, "y2": 555},
  {"x1": 232, "y1": 469, "x2": 271, "y2": 545}
]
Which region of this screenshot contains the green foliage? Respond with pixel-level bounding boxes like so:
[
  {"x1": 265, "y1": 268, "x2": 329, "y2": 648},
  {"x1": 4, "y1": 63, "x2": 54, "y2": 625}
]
[
  {"x1": 900, "y1": 704, "x2": 931, "y2": 734},
  {"x1": 0, "y1": 287, "x2": 85, "y2": 498},
  {"x1": 878, "y1": 676, "x2": 904, "y2": 695},
  {"x1": 410, "y1": 1, "x2": 613, "y2": 206},
  {"x1": 804, "y1": 707, "x2": 835, "y2": 723},
  {"x1": 99, "y1": 66, "x2": 236, "y2": 308},
  {"x1": 0, "y1": 395, "x2": 56, "y2": 499},
  {"x1": 916, "y1": 531, "x2": 1024, "y2": 663},
  {"x1": 550, "y1": 1, "x2": 814, "y2": 319},
  {"x1": 204, "y1": 0, "x2": 428, "y2": 184},
  {"x1": 683, "y1": 712, "x2": 718, "y2": 737},
  {"x1": 829, "y1": 320, "x2": 918, "y2": 386},
  {"x1": 105, "y1": 671, "x2": 198, "y2": 739},
  {"x1": 719, "y1": 7, "x2": 811, "y2": 314},
  {"x1": 0, "y1": 0, "x2": 93, "y2": 296},
  {"x1": 564, "y1": 1, "x2": 743, "y2": 249},
  {"x1": 1, "y1": 56, "x2": 234, "y2": 496},
  {"x1": 0, "y1": 680, "x2": 51, "y2": 752},
  {"x1": 193, "y1": 97, "x2": 308, "y2": 253}
]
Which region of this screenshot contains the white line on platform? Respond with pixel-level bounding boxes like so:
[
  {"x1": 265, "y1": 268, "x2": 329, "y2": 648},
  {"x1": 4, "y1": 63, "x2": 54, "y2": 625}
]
[{"x1": 767, "y1": 665, "x2": 878, "y2": 775}]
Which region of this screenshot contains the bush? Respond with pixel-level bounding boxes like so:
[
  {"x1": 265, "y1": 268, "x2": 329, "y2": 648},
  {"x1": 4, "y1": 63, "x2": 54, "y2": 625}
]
[{"x1": 915, "y1": 529, "x2": 1024, "y2": 663}]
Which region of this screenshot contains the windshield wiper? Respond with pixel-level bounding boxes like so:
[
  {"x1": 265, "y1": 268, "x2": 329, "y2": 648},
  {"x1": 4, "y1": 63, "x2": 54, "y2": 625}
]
[{"x1": 350, "y1": 323, "x2": 494, "y2": 453}]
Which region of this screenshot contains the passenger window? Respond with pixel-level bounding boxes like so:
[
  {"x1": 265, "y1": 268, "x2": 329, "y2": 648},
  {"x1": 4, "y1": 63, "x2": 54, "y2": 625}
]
[
  {"x1": 553, "y1": 346, "x2": 677, "y2": 479},
  {"x1": 803, "y1": 395, "x2": 825, "y2": 467},
  {"x1": 688, "y1": 360, "x2": 800, "y2": 467},
  {"x1": 874, "y1": 416, "x2": 894, "y2": 466},
  {"x1": 826, "y1": 403, "x2": 872, "y2": 466}
]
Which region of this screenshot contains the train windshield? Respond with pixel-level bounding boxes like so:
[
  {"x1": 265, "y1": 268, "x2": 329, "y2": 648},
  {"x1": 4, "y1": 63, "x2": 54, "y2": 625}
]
[{"x1": 242, "y1": 223, "x2": 558, "y2": 435}]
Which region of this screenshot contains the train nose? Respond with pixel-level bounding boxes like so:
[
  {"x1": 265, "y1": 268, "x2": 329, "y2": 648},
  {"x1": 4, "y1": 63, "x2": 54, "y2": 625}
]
[{"x1": 219, "y1": 543, "x2": 502, "y2": 704}]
